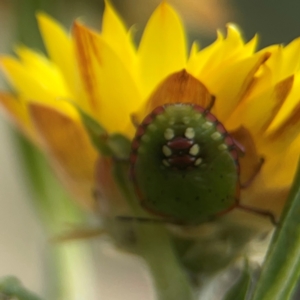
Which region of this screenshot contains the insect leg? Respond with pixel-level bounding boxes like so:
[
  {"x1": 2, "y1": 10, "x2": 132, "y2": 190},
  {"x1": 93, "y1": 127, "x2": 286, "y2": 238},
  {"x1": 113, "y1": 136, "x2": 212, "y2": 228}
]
[
  {"x1": 236, "y1": 203, "x2": 278, "y2": 225},
  {"x1": 233, "y1": 138, "x2": 246, "y2": 156}
]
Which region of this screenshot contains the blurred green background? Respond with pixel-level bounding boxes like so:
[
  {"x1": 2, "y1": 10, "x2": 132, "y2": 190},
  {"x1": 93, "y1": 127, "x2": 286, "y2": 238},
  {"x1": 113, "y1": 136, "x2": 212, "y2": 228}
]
[{"x1": 0, "y1": 0, "x2": 300, "y2": 299}]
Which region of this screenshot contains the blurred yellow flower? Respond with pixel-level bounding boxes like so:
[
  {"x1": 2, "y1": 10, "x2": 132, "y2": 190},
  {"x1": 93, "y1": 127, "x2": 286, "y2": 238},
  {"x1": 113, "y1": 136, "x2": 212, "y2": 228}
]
[{"x1": 0, "y1": 0, "x2": 299, "y2": 224}]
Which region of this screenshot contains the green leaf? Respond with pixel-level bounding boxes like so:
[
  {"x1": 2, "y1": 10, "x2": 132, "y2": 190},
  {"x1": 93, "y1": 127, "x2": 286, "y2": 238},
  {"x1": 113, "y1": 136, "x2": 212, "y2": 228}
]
[
  {"x1": 107, "y1": 134, "x2": 131, "y2": 160},
  {"x1": 72, "y1": 102, "x2": 132, "y2": 159},
  {"x1": 111, "y1": 162, "x2": 195, "y2": 300},
  {"x1": 74, "y1": 105, "x2": 112, "y2": 155},
  {"x1": 224, "y1": 261, "x2": 252, "y2": 300},
  {"x1": 0, "y1": 276, "x2": 43, "y2": 300},
  {"x1": 251, "y1": 158, "x2": 300, "y2": 300}
]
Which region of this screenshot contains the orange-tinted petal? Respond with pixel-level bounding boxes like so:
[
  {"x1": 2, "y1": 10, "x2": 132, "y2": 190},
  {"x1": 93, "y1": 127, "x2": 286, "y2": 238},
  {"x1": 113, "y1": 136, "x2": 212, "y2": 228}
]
[
  {"x1": 230, "y1": 127, "x2": 263, "y2": 186},
  {"x1": 0, "y1": 93, "x2": 35, "y2": 140},
  {"x1": 73, "y1": 22, "x2": 142, "y2": 134},
  {"x1": 29, "y1": 103, "x2": 98, "y2": 210},
  {"x1": 267, "y1": 72, "x2": 300, "y2": 133},
  {"x1": 137, "y1": 70, "x2": 212, "y2": 122}
]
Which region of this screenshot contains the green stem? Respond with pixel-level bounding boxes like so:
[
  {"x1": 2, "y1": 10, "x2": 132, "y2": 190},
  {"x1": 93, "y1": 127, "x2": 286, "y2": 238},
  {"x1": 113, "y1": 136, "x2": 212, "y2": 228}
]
[
  {"x1": 251, "y1": 158, "x2": 300, "y2": 300},
  {"x1": 137, "y1": 224, "x2": 195, "y2": 300},
  {"x1": 113, "y1": 162, "x2": 195, "y2": 300}
]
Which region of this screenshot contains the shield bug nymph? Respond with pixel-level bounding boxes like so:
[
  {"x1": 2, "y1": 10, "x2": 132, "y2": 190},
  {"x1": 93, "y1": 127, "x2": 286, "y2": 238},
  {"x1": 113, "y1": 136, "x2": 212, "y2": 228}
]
[
  {"x1": 130, "y1": 102, "x2": 240, "y2": 224},
  {"x1": 129, "y1": 70, "x2": 276, "y2": 225}
]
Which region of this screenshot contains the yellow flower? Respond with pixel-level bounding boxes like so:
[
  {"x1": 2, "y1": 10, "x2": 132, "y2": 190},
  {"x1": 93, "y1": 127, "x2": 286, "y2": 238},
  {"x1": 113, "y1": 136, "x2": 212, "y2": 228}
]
[{"x1": 0, "y1": 0, "x2": 299, "y2": 224}]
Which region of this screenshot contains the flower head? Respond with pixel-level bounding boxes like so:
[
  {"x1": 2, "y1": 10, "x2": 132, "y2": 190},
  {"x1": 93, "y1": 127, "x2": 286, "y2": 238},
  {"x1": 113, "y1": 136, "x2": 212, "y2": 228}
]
[{"x1": 0, "y1": 2, "x2": 300, "y2": 231}]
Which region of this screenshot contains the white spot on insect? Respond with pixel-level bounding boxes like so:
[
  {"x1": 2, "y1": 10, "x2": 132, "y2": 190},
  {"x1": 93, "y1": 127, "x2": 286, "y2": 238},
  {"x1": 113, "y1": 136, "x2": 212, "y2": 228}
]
[
  {"x1": 148, "y1": 124, "x2": 157, "y2": 131},
  {"x1": 202, "y1": 121, "x2": 213, "y2": 129},
  {"x1": 218, "y1": 143, "x2": 228, "y2": 151},
  {"x1": 163, "y1": 159, "x2": 170, "y2": 167},
  {"x1": 185, "y1": 127, "x2": 195, "y2": 139},
  {"x1": 141, "y1": 135, "x2": 150, "y2": 142},
  {"x1": 193, "y1": 114, "x2": 203, "y2": 121},
  {"x1": 164, "y1": 128, "x2": 175, "y2": 140},
  {"x1": 189, "y1": 144, "x2": 200, "y2": 156},
  {"x1": 182, "y1": 116, "x2": 190, "y2": 124},
  {"x1": 157, "y1": 114, "x2": 166, "y2": 122},
  {"x1": 194, "y1": 158, "x2": 203, "y2": 166},
  {"x1": 211, "y1": 132, "x2": 222, "y2": 140},
  {"x1": 162, "y1": 145, "x2": 172, "y2": 157}
]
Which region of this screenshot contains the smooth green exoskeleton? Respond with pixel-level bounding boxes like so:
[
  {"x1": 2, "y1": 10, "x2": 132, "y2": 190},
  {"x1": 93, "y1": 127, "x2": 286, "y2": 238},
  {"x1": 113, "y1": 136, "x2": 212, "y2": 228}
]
[{"x1": 130, "y1": 103, "x2": 239, "y2": 224}]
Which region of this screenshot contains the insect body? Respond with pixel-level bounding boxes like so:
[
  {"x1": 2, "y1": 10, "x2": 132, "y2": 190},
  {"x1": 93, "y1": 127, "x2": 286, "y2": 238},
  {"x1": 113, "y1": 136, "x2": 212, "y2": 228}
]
[{"x1": 130, "y1": 103, "x2": 239, "y2": 224}]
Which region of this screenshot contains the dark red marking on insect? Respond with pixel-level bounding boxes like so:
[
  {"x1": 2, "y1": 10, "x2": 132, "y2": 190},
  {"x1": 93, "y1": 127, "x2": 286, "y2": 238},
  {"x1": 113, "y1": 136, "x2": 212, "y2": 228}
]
[
  {"x1": 216, "y1": 123, "x2": 227, "y2": 135},
  {"x1": 130, "y1": 153, "x2": 137, "y2": 165},
  {"x1": 205, "y1": 112, "x2": 217, "y2": 123},
  {"x1": 167, "y1": 137, "x2": 193, "y2": 150},
  {"x1": 132, "y1": 140, "x2": 140, "y2": 150},
  {"x1": 193, "y1": 105, "x2": 205, "y2": 114},
  {"x1": 152, "y1": 106, "x2": 165, "y2": 115},
  {"x1": 142, "y1": 115, "x2": 154, "y2": 126},
  {"x1": 225, "y1": 135, "x2": 235, "y2": 147},
  {"x1": 168, "y1": 155, "x2": 196, "y2": 169},
  {"x1": 136, "y1": 126, "x2": 145, "y2": 137}
]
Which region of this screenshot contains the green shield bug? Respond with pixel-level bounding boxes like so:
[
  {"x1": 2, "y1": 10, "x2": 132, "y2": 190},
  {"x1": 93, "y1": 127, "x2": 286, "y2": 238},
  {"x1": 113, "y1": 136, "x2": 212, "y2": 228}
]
[
  {"x1": 130, "y1": 102, "x2": 240, "y2": 224},
  {"x1": 128, "y1": 70, "x2": 276, "y2": 225}
]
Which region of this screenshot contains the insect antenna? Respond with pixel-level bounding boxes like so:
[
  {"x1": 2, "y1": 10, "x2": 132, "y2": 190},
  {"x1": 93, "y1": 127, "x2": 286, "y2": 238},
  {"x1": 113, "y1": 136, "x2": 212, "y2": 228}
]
[
  {"x1": 130, "y1": 113, "x2": 140, "y2": 128},
  {"x1": 205, "y1": 95, "x2": 216, "y2": 112}
]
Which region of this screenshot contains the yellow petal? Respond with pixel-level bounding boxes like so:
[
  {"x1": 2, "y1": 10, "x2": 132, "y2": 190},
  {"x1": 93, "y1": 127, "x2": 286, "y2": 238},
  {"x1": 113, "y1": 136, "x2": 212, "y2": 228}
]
[
  {"x1": 281, "y1": 37, "x2": 300, "y2": 77},
  {"x1": 101, "y1": 0, "x2": 136, "y2": 73},
  {"x1": 29, "y1": 103, "x2": 98, "y2": 210},
  {"x1": 0, "y1": 93, "x2": 35, "y2": 140},
  {"x1": 16, "y1": 46, "x2": 71, "y2": 95},
  {"x1": 201, "y1": 25, "x2": 256, "y2": 75},
  {"x1": 267, "y1": 101, "x2": 300, "y2": 144},
  {"x1": 37, "y1": 13, "x2": 91, "y2": 112},
  {"x1": 138, "y1": 2, "x2": 187, "y2": 98},
  {"x1": 186, "y1": 33, "x2": 224, "y2": 77},
  {"x1": 243, "y1": 136, "x2": 298, "y2": 218},
  {"x1": 267, "y1": 71, "x2": 300, "y2": 133},
  {"x1": 73, "y1": 22, "x2": 142, "y2": 134},
  {"x1": 241, "y1": 175, "x2": 289, "y2": 218},
  {"x1": 245, "y1": 46, "x2": 279, "y2": 100},
  {"x1": 0, "y1": 55, "x2": 72, "y2": 112},
  {"x1": 227, "y1": 76, "x2": 294, "y2": 134},
  {"x1": 210, "y1": 52, "x2": 270, "y2": 121}
]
